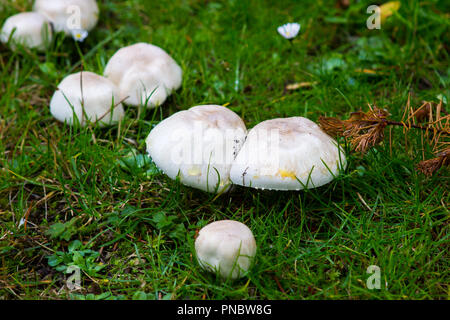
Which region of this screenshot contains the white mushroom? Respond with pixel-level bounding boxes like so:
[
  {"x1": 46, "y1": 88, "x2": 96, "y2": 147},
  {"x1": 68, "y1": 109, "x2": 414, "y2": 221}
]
[
  {"x1": 0, "y1": 12, "x2": 52, "y2": 51},
  {"x1": 195, "y1": 220, "x2": 257, "y2": 280},
  {"x1": 50, "y1": 71, "x2": 125, "y2": 127},
  {"x1": 146, "y1": 105, "x2": 246, "y2": 193},
  {"x1": 230, "y1": 117, "x2": 347, "y2": 190},
  {"x1": 104, "y1": 43, "x2": 182, "y2": 108},
  {"x1": 33, "y1": 0, "x2": 99, "y2": 38}
]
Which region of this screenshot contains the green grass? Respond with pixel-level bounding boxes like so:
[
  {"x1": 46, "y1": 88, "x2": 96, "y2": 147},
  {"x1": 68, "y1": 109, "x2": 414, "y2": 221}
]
[{"x1": 0, "y1": 0, "x2": 449, "y2": 300}]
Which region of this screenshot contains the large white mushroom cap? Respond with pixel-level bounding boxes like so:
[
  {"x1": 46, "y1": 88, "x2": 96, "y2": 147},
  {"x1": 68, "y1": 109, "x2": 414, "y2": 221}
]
[
  {"x1": 0, "y1": 12, "x2": 52, "y2": 51},
  {"x1": 230, "y1": 117, "x2": 347, "y2": 190},
  {"x1": 195, "y1": 220, "x2": 257, "y2": 280},
  {"x1": 33, "y1": 0, "x2": 99, "y2": 35},
  {"x1": 104, "y1": 43, "x2": 183, "y2": 108},
  {"x1": 50, "y1": 71, "x2": 125, "y2": 127},
  {"x1": 146, "y1": 105, "x2": 247, "y2": 193}
]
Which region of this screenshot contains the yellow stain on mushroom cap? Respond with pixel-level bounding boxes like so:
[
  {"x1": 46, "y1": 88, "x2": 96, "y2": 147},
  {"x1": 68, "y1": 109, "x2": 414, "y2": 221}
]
[
  {"x1": 188, "y1": 166, "x2": 202, "y2": 176},
  {"x1": 278, "y1": 169, "x2": 297, "y2": 180},
  {"x1": 219, "y1": 179, "x2": 230, "y2": 187}
]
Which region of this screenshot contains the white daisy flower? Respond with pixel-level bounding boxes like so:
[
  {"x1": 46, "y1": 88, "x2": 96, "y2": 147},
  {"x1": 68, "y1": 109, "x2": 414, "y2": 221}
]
[
  {"x1": 277, "y1": 22, "x2": 301, "y2": 40},
  {"x1": 71, "y1": 29, "x2": 88, "y2": 42}
]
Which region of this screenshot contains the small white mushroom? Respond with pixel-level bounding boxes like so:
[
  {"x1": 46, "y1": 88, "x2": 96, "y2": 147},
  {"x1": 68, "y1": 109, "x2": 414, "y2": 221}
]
[
  {"x1": 230, "y1": 117, "x2": 347, "y2": 190},
  {"x1": 195, "y1": 220, "x2": 257, "y2": 280},
  {"x1": 33, "y1": 0, "x2": 99, "y2": 37},
  {"x1": 146, "y1": 105, "x2": 247, "y2": 193},
  {"x1": 50, "y1": 71, "x2": 125, "y2": 127},
  {"x1": 0, "y1": 12, "x2": 52, "y2": 51},
  {"x1": 104, "y1": 43, "x2": 182, "y2": 108}
]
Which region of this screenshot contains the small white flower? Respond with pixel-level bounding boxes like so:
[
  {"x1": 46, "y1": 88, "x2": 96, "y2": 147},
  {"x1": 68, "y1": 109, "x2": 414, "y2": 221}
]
[
  {"x1": 277, "y1": 22, "x2": 301, "y2": 40},
  {"x1": 71, "y1": 29, "x2": 88, "y2": 42}
]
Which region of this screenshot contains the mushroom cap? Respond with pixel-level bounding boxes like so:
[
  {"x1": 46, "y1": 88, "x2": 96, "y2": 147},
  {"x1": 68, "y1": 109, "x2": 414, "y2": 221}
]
[
  {"x1": 0, "y1": 12, "x2": 52, "y2": 51},
  {"x1": 33, "y1": 0, "x2": 99, "y2": 34},
  {"x1": 104, "y1": 42, "x2": 182, "y2": 108},
  {"x1": 230, "y1": 117, "x2": 347, "y2": 190},
  {"x1": 146, "y1": 105, "x2": 247, "y2": 193},
  {"x1": 195, "y1": 220, "x2": 257, "y2": 280},
  {"x1": 50, "y1": 71, "x2": 125, "y2": 127}
]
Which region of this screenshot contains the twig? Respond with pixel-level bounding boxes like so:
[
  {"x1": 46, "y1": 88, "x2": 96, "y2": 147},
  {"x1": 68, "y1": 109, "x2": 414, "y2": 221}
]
[{"x1": 318, "y1": 101, "x2": 450, "y2": 176}]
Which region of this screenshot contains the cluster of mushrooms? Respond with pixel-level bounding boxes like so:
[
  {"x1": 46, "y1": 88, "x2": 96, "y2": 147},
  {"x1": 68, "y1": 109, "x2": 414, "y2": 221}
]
[
  {"x1": 49, "y1": 42, "x2": 182, "y2": 127},
  {"x1": 148, "y1": 105, "x2": 347, "y2": 194},
  {"x1": 1, "y1": 0, "x2": 99, "y2": 48},
  {"x1": 147, "y1": 105, "x2": 346, "y2": 278},
  {"x1": 1, "y1": 0, "x2": 347, "y2": 280}
]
